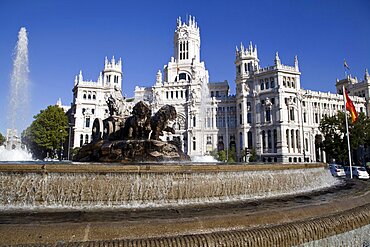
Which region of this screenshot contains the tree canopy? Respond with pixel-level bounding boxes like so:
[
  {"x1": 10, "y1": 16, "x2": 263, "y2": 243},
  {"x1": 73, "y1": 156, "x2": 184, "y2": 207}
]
[
  {"x1": 319, "y1": 111, "x2": 370, "y2": 164},
  {"x1": 0, "y1": 132, "x2": 5, "y2": 146},
  {"x1": 22, "y1": 105, "x2": 68, "y2": 159}
]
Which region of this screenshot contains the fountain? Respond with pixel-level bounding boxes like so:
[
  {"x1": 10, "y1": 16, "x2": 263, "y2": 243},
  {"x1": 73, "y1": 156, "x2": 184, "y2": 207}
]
[
  {"x1": 0, "y1": 27, "x2": 33, "y2": 161},
  {"x1": 0, "y1": 90, "x2": 369, "y2": 246},
  {"x1": 0, "y1": 29, "x2": 368, "y2": 247},
  {"x1": 74, "y1": 100, "x2": 190, "y2": 162}
]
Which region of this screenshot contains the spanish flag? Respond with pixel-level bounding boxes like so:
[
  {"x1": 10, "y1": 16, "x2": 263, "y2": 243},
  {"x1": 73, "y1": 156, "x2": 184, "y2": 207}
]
[{"x1": 344, "y1": 89, "x2": 358, "y2": 123}]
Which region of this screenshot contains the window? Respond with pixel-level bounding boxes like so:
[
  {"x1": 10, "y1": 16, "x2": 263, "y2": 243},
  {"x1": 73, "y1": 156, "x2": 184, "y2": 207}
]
[
  {"x1": 266, "y1": 109, "x2": 271, "y2": 122},
  {"x1": 262, "y1": 131, "x2": 266, "y2": 150},
  {"x1": 92, "y1": 109, "x2": 95, "y2": 115},
  {"x1": 207, "y1": 136, "x2": 212, "y2": 145},
  {"x1": 315, "y1": 113, "x2": 318, "y2": 123},
  {"x1": 179, "y1": 73, "x2": 187, "y2": 80},
  {"x1": 247, "y1": 113, "x2": 252, "y2": 123},
  {"x1": 247, "y1": 131, "x2": 252, "y2": 148},
  {"x1": 86, "y1": 118, "x2": 90, "y2": 128},
  {"x1": 286, "y1": 129, "x2": 290, "y2": 150},
  {"x1": 193, "y1": 137, "x2": 196, "y2": 151},
  {"x1": 193, "y1": 116, "x2": 196, "y2": 127},
  {"x1": 82, "y1": 108, "x2": 86, "y2": 114},
  {"x1": 265, "y1": 79, "x2": 269, "y2": 89},
  {"x1": 261, "y1": 82, "x2": 264, "y2": 90},
  {"x1": 92, "y1": 94, "x2": 96, "y2": 100},
  {"x1": 296, "y1": 130, "x2": 299, "y2": 149},
  {"x1": 270, "y1": 78, "x2": 275, "y2": 88},
  {"x1": 176, "y1": 91, "x2": 178, "y2": 98},
  {"x1": 85, "y1": 134, "x2": 89, "y2": 144},
  {"x1": 237, "y1": 65, "x2": 241, "y2": 74},
  {"x1": 290, "y1": 108, "x2": 295, "y2": 121},
  {"x1": 268, "y1": 130, "x2": 272, "y2": 149},
  {"x1": 303, "y1": 112, "x2": 307, "y2": 123},
  {"x1": 88, "y1": 94, "x2": 91, "y2": 100},
  {"x1": 181, "y1": 91, "x2": 184, "y2": 98},
  {"x1": 80, "y1": 134, "x2": 83, "y2": 147},
  {"x1": 166, "y1": 92, "x2": 169, "y2": 99},
  {"x1": 305, "y1": 138, "x2": 308, "y2": 151},
  {"x1": 83, "y1": 94, "x2": 87, "y2": 99},
  {"x1": 171, "y1": 91, "x2": 173, "y2": 99},
  {"x1": 273, "y1": 129, "x2": 277, "y2": 150}
]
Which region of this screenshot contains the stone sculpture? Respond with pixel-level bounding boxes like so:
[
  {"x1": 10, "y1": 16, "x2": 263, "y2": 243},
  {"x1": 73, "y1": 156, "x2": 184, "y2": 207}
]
[
  {"x1": 74, "y1": 100, "x2": 190, "y2": 162},
  {"x1": 150, "y1": 105, "x2": 177, "y2": 140},
  {"x1": 121, "y1": 101, "x2": 151, "y2": 140}
]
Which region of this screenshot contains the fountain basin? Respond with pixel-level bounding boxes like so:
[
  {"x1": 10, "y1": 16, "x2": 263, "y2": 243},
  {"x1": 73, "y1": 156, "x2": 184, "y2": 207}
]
[
  {"x1": 0, "y1": 162, "x2": 369, "y2": 246},
  {"x1": 0, "y1": 163, "x2": 337, "y2": 210}
]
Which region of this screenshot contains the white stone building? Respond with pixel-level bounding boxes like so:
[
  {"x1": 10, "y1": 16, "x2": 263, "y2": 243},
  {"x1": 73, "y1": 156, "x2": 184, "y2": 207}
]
[
  {"x1": 68, "y1": 16, "x2": 368, "y2": 163},
  {"x1": 68, "y1": 57, "x2": 132, "y2": 148}
]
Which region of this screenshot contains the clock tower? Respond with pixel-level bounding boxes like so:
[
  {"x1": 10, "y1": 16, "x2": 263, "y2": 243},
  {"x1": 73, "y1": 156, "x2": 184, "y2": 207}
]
[{"x1": 174, "y1": 16, "x2": 200, "y2": 64}]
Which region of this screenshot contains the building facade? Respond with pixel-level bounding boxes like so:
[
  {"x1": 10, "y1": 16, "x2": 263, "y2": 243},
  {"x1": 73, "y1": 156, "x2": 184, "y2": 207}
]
[
  {"x1": 68, "y1": 57, "x2": 132, "y2": 149},
  {"x1": 68, "y1": 16, "x2": 368, "y2": 163}
]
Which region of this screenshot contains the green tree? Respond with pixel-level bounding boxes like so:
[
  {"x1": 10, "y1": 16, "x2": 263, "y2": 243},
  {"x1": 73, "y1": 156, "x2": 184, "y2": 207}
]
[
  {"x1": 319, "y1": 111, "x2": 370, "y2": 164},
  {"x1": 248, "y1": 147, "x2": 257, "y2": 162},
  {"x1": 217, "y1": 150, "x2": 227, "y2": 162},
  {"x1": 22, "y1": 105, "x2": 68, "y2": 159},
  {"x1": 0, "y1": 132, "x2": 5, "y2": 146}
]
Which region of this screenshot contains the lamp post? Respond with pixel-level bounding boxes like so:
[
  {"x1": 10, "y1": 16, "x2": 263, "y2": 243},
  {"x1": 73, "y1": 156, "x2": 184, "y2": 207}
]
[
  {"x1": 67, "y1": 123, "x2": 73, "y2": 160},
  {"x1": 299, "y1": 93, "x2": 306, "y2": 162}
]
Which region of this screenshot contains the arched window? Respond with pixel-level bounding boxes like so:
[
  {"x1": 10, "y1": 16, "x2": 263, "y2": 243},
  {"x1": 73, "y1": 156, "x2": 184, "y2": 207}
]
[
  {"x1": 83, "y1": 93, "x2": 87, "y2": 99},
  {"x1": 266, "y1": 109, "x2": 271, "y2": 122},
  {"x1": 268, "y1": 130, "x2": 272, "y2": 149},
  {"x1": 286, "y1": 129, "x2": 290, "y2": 151},
  {"x1": 179, "y1": 73, "x2": 187, "y2": 80},
  {"x1": 262, "y1": 130, "x2": 266, "y2": 150},
  {"x1": 270, "y1": 78, "x2": 275, "y2": 88},
  {"x1": 261, "y1": 82, "x2": 264, "y2": 90},
  {"x1": 92, "y1": 93, "x2": 96, "y2": 100},
  {"x1": 80, "y1": 134, "x2": 84, "y2": 147},
  {"x1": 247, "y1": 131, "x2": 252, "y2": 148},
  {"x1": 85, "y1": 134, "x2": 89, "y2": 144}
]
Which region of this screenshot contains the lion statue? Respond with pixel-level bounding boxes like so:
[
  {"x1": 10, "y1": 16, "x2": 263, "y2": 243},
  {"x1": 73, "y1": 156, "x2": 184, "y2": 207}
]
[
  {"x1": 150, "y1": 105, "x2": 177, "y2": 140},
  {"x1": 121, "y1": 101, "x2": 151, "y2": 140}
]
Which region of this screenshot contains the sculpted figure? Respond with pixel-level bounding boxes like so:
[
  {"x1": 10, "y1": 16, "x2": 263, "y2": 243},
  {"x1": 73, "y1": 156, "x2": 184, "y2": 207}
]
[
  {"x1": 150, "y1": 105, "x2": 177, "y2": 140},
  {"x1": 122, "y1": 101, "x2": 151, "y2": 140},
  {"x1": 106, "y1": 94, "x2": 120, "y2": 116}
]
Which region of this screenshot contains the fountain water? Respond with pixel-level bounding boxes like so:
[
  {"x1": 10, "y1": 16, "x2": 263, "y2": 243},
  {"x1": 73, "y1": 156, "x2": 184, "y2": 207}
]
[
  {"x1": 8, "y1": 27, "x2": 29, "y2": 133},
  {"x1": 0, "y1": 27, "x2": 32, "y2": 161},
  {"x1": 199, "y1": 76, "x2": 212, "y2": 156}
]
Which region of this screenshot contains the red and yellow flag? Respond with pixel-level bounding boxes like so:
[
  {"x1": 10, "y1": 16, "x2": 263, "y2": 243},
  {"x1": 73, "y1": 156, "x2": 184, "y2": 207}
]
[{"x1": 344, "y1": 89, "x2": 358, "y2": 123}]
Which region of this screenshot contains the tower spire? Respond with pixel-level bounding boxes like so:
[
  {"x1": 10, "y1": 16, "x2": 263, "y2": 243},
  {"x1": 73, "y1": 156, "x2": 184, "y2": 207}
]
[
  {"x1": 294, "y1": 55, "x2": 299, "y2": 70},
  {"x1": 365, "y1": 68, "x2": 369, "y2": 80},
  {"x1": 274, "y1": 52, "x2": 281, "y2": 66}
]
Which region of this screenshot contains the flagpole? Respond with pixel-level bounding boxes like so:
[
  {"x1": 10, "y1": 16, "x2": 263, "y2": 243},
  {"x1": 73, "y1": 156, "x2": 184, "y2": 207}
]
[{"x1": 343, "y1": 86, "x2": 353, "y2": 179}]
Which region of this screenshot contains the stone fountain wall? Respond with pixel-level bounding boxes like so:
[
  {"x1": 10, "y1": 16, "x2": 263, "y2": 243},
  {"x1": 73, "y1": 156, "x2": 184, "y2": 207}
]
[{"x1": 0, "y1": 163, "x2": 338, "y2": 209}]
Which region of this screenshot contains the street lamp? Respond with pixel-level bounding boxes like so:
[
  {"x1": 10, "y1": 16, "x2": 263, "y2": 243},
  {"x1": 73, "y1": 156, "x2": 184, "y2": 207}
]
[
  {"x1": 298, "y1": 92, "x2": 306, "y2": 162},
  {"x1": 67, "y1": 123, "x2": 74, "y2": 160}
]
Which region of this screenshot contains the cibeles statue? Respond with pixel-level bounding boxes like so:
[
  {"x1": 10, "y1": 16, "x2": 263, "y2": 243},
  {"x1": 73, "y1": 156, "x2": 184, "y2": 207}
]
[
  {"x1": 75, "y1": 100, "x2": 190, "y2": 162},
  {"x1": 105, "y1": 86, "x2": 127, "y2": 117}
]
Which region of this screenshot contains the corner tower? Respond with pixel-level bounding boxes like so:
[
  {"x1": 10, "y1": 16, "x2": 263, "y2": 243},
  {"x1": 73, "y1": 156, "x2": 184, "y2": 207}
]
[{"x1": 102, "y1": 56, "x2": 122, "y2": 89}]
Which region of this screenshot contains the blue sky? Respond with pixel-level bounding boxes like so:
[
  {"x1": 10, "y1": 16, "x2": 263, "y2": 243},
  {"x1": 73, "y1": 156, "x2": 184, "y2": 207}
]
[{"x1": 0, "y1": 0, "x2": 369, "y2": 133}]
